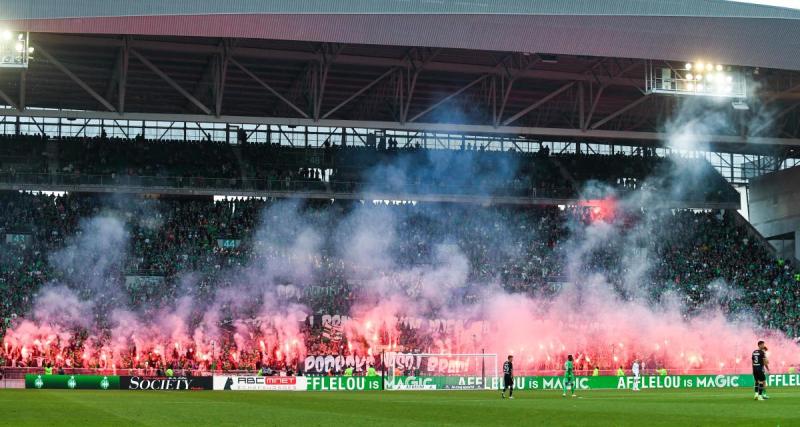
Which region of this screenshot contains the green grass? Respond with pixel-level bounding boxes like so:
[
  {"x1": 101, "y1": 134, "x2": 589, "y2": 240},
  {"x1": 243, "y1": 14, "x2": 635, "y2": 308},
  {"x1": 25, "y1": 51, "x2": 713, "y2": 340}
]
[{"x1": 0, "y1": 388, "x2": 797, "y2": 427}]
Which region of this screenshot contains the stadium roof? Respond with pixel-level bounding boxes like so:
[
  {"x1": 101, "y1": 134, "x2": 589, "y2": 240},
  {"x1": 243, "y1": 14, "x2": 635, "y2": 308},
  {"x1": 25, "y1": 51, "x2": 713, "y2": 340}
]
[
  {"x1": 0, "y1": 0, "x2": 799, "y2": 155},
  {"x1": 3, "y1": 0, "x2": 800, "y2": 70}
]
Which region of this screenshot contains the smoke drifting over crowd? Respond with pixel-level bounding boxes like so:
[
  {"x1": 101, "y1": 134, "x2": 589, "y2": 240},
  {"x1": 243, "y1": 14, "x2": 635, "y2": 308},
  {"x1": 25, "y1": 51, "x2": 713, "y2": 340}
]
[{"x1": 2, "y1": 101, "x2": 799, "y2": 375}]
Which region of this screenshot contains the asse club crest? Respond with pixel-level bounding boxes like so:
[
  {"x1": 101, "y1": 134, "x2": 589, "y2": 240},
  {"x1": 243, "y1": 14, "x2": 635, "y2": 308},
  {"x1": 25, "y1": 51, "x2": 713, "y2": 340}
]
[
  {"x1": 34, "y1": 375, "x2": 44, "y2": 389},
  {"x1": 100, "y1": 376, "x2": 110, "y2": 390},
  {"x1": 67, "y1": 376, "x2": 77, "y2": 389}
]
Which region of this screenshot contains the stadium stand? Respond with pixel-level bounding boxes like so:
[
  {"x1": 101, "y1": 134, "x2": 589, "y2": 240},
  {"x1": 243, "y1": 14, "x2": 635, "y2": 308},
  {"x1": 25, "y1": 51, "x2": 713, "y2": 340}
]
[
  {"x1": 3, "y1": 2, "x2": 800, "y2": 425},
  {"x1": 0, "y1": 133, "x2": 739, "y2": 204},
  {"x1": 1, "y1": 191, "x2": 796, "y2": 374}
]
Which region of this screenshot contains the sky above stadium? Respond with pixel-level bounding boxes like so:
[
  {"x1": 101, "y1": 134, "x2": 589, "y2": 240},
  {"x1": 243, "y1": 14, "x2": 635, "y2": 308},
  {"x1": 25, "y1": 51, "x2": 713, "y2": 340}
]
[{"x1": 730, "y1": 0, "x2": 800, "y2": 9}]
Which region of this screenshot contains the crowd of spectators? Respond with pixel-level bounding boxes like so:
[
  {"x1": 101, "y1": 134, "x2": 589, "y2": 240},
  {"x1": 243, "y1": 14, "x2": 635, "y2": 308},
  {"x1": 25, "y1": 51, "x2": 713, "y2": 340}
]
[
  {"x1": 0, "y1": 134, "x2": 48, "y2": 175},
  {"x1": 0, "y1": 132, "x2": 738, "y2": 203},
  {"x1": 0, "y1": 191, "x2": 797, "y2": 374}
]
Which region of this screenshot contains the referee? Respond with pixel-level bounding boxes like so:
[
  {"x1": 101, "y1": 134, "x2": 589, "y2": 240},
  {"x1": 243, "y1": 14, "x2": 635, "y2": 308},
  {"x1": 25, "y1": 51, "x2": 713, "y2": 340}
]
[{"x1": 501, "y1": 355, "x2": 514, "y2": 399}]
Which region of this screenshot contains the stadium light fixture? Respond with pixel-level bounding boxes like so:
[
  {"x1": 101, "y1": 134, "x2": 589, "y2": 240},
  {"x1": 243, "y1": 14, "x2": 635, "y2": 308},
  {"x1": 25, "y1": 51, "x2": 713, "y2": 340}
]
[
  {"x1": 646, "y1": 60, "x2": 747, "y2": 99},
  {"x1": 0, "y1": 30, "x2": 30, "y2": 68}
]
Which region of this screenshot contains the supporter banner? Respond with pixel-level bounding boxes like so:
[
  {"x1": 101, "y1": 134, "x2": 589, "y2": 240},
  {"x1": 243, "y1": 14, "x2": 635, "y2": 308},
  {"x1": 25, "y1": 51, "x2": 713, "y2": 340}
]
[
  {"x1": 120, "y1": 376, "x2": 213, "y2": 391},
  {"x1": 305, "y1": 376, "x2": 382, "y2": 391},
  {"x1": 213, "y1": 376, "x2": 306, "y2": 391},
  {"x1": 387, "y1": 353, "x2": 481, "y2": 375},
  {"x1": 306, "y1": 314, "x2": 351, "y2": 328},
  {"x1": 25, "y1": 374, "x2": 119, "y2": 390},
  {"x1": 307, "y1": 313, "x2": 487, "y2": 335},
  {"x1": 303, "y1": 354, "x2": 379, "y2": 375},
  {"x1": 303, "y1": 353, "x2": 481, "y2": 375}
]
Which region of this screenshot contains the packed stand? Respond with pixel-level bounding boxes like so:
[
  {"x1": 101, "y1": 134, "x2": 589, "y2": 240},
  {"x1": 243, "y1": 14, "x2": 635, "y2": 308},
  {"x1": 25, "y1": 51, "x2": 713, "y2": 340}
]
[{"x1": 0, "y1": 192, "x2": 796, "y2": 375}]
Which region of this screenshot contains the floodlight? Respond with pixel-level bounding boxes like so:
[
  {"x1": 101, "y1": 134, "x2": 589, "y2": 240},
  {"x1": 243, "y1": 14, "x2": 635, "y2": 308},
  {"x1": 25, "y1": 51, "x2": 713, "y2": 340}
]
[
  {"x1": 646, "y1": 59, "x2": 746, "y2": 99},
  {"x1": 0, "y1": 31, "x2": 31, "y2": 68}
]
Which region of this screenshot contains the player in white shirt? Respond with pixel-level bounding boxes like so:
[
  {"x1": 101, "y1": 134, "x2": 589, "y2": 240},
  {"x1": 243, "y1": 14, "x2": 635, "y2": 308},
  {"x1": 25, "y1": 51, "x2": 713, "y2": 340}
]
[{"x1": 632, "y1": 359, "x2": 641, "y2": 391}]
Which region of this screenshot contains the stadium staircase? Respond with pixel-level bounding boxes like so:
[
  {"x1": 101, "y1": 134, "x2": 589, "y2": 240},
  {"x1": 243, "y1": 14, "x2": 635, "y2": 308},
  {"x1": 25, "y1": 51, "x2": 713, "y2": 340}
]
[
  {"x1": 546, "y1": 156, "x2": 580, "y2": 195},
  {"x1": 46, "y1": 138, "x2": 59, "y2": 175},
  {"x1": 230, "y1": 144, "x2": 251, "y2": 185},
  {"x1": 731, "y1": 210, "x2": 780, "y2": 259}
]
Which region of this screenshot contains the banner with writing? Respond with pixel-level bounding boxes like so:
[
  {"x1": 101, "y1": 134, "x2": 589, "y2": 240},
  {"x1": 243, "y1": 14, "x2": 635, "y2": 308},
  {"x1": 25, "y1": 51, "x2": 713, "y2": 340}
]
[
  {"x1": 305, "y1": 376, "x2": 382, "y2": 391},
  {"x1": 213, "y1": 375, "x2": 305, "y2": 391},
  {"x1": 383, "y1": 374, "x2": 800, "y2": 391}
]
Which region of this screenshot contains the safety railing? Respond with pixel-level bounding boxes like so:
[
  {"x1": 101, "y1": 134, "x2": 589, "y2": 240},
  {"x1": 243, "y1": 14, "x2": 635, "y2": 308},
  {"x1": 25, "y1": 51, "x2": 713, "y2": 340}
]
[
  {"x1": 0, "y1": 172, "x2": 553, "y2": 198},
  {"x1": 0, "y1": 172, "x2": 740, "y2": 208}
]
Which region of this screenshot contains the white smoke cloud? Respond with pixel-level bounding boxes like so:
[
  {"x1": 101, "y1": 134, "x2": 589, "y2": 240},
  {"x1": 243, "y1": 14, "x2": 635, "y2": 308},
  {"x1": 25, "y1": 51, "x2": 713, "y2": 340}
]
[{"x1": 3, "y1": 97, "x2": 799, "y2": 374}]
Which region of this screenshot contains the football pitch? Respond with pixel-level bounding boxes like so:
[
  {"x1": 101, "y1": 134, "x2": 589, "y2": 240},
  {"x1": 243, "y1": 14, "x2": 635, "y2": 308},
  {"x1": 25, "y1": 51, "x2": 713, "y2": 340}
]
[{"x1": 0, "y1": 388, "x2": 797, "y2": 426}]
